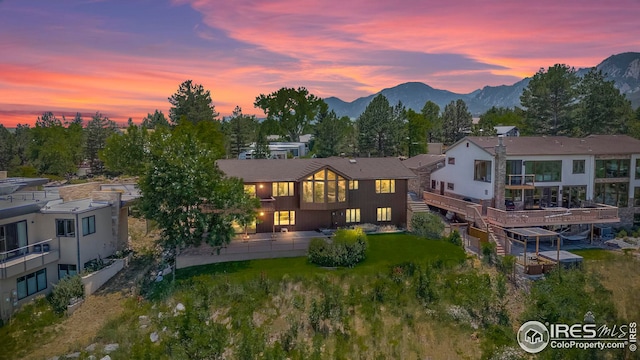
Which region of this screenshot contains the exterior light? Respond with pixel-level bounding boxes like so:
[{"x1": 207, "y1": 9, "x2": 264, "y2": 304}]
[{"x1": 259, "y1": 212, "x2": 264, "y2": 216}]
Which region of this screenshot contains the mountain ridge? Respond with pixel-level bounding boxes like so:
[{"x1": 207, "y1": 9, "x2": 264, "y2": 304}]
[{"x1": 325, "y1": 52, "x2": 640, "y2": 118}]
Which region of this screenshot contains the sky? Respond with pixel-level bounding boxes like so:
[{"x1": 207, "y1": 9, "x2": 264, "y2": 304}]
[{"x1": 0, "y1": 0, "x2": 638, "y2": 127}]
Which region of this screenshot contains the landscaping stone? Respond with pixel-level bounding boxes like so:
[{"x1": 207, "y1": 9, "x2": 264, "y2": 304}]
[
  {"x1": 64, "y1": 352, "x2": 80, "y2": 359},
  {"x1": 104, "y1": 343, "x2": 119, "y2": 353},
  {"x1": 85, "y1": 343, "x2": 97, "y2": 352},
  {"x1": 175, "y1": 303, "x2": 185, "y2": 312},
  {"x1": 150, "y1": 331, "x2": 159, "y2": 343},
  {"x1": 100, "y1": 356, "x2": 111, "y2": 360}
]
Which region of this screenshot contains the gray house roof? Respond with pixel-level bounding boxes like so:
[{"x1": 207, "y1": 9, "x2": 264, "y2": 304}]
[
  {"x1": 461, "y1": 135, "x2": 640, "y2": 156},
  {"x1": 217, "y1": 157, "x2": 416, "y2": 183},
  {"x1": 401, "y1": 154, "x2": 445, "y2": 170}
]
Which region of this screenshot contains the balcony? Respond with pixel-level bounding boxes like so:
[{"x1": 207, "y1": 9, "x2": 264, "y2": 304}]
[
  {"x1": 422, "y1": 191, "x2": 484, "y2": 224},
  {"x1": 0, "y1": 238, "x2": 59, "y2": 279},
  {"x1": 505, "y1": 174, "x2": 535, "y2": 189},
  {"x1": 486, "y1": 205, "x2": 619, "y2": 228}
]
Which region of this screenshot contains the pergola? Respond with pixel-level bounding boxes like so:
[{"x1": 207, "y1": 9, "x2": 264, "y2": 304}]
[{"x1": 506, "y1": 227, "x2": 561, "y2": 272}]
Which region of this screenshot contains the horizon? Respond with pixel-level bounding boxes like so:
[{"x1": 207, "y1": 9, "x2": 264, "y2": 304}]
[{"x1": 0, "y1": 0, "x2": 638, "y2": 127}]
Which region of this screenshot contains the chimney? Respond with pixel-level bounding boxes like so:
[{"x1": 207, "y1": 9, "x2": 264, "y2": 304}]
[{"x1": 494, "y1": 135, "x2": 506, "y2": 210}]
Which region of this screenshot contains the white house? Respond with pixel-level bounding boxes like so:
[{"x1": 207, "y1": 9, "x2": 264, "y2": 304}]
[{"x1": 429, "y1": 135, "x2": 640, "y2": 227}]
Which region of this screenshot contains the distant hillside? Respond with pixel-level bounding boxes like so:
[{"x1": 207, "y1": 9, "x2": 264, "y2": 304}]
[{"x1": 327, "y1": 52, "x2": 640, "y2": 118}]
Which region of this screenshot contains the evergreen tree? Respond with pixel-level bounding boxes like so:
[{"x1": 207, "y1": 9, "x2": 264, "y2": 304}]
[
  {"x1": 221, "y1": 106, "x2": 258, "y2": 159},
  {"x1": 406, "y1": 109, "x2": 428, "y2": 157},
  {"x1": 141, "y1": 109, "x2": 170, "y2": 129},
  {"x1": 85, "y1": 112, "x2": 117, "y2": 174},
  {"x1": 441, "y1": 99, "x2": 472, "y2": 145},
  {"x1": 520, "y1": 64, "x2": 578, "y2": 135},
  {"x1": 356, "y1": 94, "x2": 394, "y2": 156},
  {"x1": 572, "y1": 68, "x2": 634, "y2": 136},
  {"x1": 313, "y1": 109, "x2": 352, "y2": 158},
  {"x1": 168, "y1": 80, "x2": 219, "y2": 124}
]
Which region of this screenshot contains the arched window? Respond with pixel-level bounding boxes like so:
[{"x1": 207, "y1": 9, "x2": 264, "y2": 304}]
[{"x1": 302, "y1": 169, "x2": 346, "y2": 203}]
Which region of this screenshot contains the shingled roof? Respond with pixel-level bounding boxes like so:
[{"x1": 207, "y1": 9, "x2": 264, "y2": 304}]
[
  {"x1": 217, "y1": 157, "x2": 416, "y2": 183},
  {"x1": 401, "y1": 154, "x2": 445, "y2": 170},
  {"x1": 463, "y1": 135, "x2": 640, "y2": 156}
]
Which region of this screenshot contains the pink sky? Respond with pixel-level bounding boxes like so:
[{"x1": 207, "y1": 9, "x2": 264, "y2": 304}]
[{"x1": 0, "y1": 0, "x2": 638, "y2": 127}]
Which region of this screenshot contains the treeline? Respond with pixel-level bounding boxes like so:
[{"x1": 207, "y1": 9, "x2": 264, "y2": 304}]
[{"x1": 2, "y1": 65, "x2": 640, "y2": 178}]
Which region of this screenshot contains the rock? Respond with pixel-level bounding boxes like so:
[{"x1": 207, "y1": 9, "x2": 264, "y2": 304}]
[
  {"x1": 104, "y1": 343, "x2": 119, "y2": 353},
  {"x1": 46, "y1": 357, "x2": 59, "y2": 360},
  {"x1": 100, "y1": 356, "x2": 111, "y2": 360},
  {"x1": 162, "y1": 266, "x2": 172, "y2": 276},
  {"x1": 175, "y1": 303, "x2": 185, "y2": 312},
  {"x1": 155, "y1": 274, "x2": 163, "y2": 282},
  {"x1": 150, "y1": 332, "x2": 159, "y2": 343},
  {"x1": 65, "y1": 353, "x2": 81, "y2": 359},
  {"x1": 85, "y1": 343, "x2": 97, "y2": 352},
  {"x1": 88, "y1": 356, "x2": 97, "y2": 360}
]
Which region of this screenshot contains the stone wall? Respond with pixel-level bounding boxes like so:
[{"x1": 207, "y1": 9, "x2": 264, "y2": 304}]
[
  {"x1": 618, "y1": 206, "x2": 639, "y2": 228},
  {"x1": 408, "y1": 162, "x2": 444, "y2": 195}
]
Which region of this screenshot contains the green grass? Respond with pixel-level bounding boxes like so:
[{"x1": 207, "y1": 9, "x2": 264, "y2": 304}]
[
  {"x1": 570, "y1": 248, "x2": 618, "y2": 261},
  {"x1": 175, "y1": 233, "x2": 466, "y2": 280}
]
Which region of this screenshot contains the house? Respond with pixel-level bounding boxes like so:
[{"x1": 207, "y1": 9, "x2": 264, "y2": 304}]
[
  {"x1": 402, "y1": 154, "x2": 445, "y2": 195},
  {"x1": 428, "y1": 134, "x2": 640, "y2": 227},
  {"x1": 217, "y1": 158, "x2": 416, "y2": 233},
  {"x1": 0, "y1": 175, "x2": 136, "y2": 320},
  {"x1": 494, "y1": 126, "x2": 520, "y2": 137}
]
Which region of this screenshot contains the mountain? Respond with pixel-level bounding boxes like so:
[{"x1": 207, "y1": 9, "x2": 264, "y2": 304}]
[{"x1": 326, "y1": 52, "x2": 640, "y2": 118}]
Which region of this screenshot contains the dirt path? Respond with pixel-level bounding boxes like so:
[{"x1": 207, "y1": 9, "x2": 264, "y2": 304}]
[{"x1": 25, "y1": 259, "x2": 150, "y2": 360}]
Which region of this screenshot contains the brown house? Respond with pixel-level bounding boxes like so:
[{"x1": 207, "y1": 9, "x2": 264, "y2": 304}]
[{"x1": 217, "y1": 158, "x2": 416, "y2": 233}]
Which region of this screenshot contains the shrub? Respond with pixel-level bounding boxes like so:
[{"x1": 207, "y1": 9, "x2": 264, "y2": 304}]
[
  {"x1": 307, "y1": 229, "x2": 368, "y2": 267},
  {"x1": 411, "y1": 212, "x2": 444, "y2": 239},
  {"x1": 447, "y1": 230, "x2": 462, "y2": 246},
  {"x1": 616, "y1": 229, "x2": 628, "y2": 238},
  {"x1": 48, "y1": 275, "x2": 84, "y2": 313},
  {"x1": 481, "y1": 241, "x2": 496, "y2": 265}
]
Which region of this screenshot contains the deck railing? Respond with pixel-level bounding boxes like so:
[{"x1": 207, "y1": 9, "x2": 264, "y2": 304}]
[
  {"x1": 506, "y1": 174, "x2": 535, "y2": 187},
  {"x1": 0, "y1": 238, "x2": 59, "y2": 279},
  {"x1": 486, "y1": 205, "x2": 619, "y2": 227}
]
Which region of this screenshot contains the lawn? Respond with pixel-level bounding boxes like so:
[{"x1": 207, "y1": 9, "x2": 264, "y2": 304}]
[
  {"x1": 570, "y1": 248, "x2": 619, "y2": 261},
  {"x1": 175, "y1": 233, "x2": 466, "y2": 280}
]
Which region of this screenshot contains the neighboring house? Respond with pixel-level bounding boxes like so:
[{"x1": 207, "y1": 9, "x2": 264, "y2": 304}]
[
  {"x1": 0, "y1": 176, "x2": 136, "y2": 320},
  {"x1": 239, "y1": 142, "x2": 309, "y2": 159},
  {"x1": 429, "y1": 135, "x2": 640, "y2": 227},
  {"x1": 217, "y1": 158, "x2": 416, "y2": 233},
  {"x1": 402, "y1": 154, "x2": 445, "y2": 195},
  {"x1": 494, "y1": 126, "x2": 519, "y2": 137}
]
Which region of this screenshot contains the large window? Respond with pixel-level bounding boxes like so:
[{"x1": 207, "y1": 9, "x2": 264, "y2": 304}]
[
  {"x1": 302, "y1": 169, "x2": 347, "y2": 203},
  {"x1": 376, "y1": 207, "x2": 392, "y2": 221},
  {"x1": 56, "y1": 219, "x2": 75, "y2": 237},
  {"x1": 562, "y1": 186, "x2": 587, "y2": 208},
  {"x1": 474, "y1": 160, "x2": 491, "y2": 182},
  {"x1": 17, "y1": 269, "x2": 47, "y2": 300},
  {"x1": 596, "y1": 159, "x2": 630, "y2": 178},
  {"x1": 375, "y1": 180, "x2": 396, "y2": 194},
  {"x1": 346, "y1": 209, "x2": 360, "y2": 223},
  {"x1": 595, "y1": 183, "x2": 629, "y2": 207},
  {"x1": 58, "y1": 264, "x2": 77, "y2": 279},
  {"x1": 572, "y1": 160, "x2": 585, "y2": 174},
  {"x1": 274, "y1": 211, "x2": 295, "y2": 226},
  {"x1": 82, "y1": 215, "x2": 96, "y2": 236},
  {"x1": 525, "y1": 161, "x2": 562, "y2": 182},
  {"x1": 0, "y1": 220, "x2": 28, "y2": 260},
  {"x1": 272, "y1": 182, "x2": 295, "y2": 197}
]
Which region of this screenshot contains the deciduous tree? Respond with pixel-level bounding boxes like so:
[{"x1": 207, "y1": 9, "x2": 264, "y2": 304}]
[
  {"x1": 85, "y1": 112, "x2": 117, "y2": 174},
  {"x1": 254, "y1": 87, "x2": 326, "y2": 142},
  {"x1": 138, "y1": 124, "x2": 259, "y2": 249},
  {"x1": 100, "y1": 123, "x2": 148, "y2": 176},
  {"x1": 405, "y1": 109, "x2": 428, "y2": 157},
  {"x1": 422, "y1": 100, "x2": 441, "y2": 143}
]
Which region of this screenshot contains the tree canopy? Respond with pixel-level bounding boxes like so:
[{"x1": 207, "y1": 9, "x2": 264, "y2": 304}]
[
  {"x1": 440, "y1": 99, "x2": 472, "y2": 145},
  {"x1": 100, "y1": 123, "x2": 149, "y2": 176},
  {"x1": 221, "y1": 106, "x2": 258, "y2": 159},
  {"x1": 169, "y1": 80, "x2": 219, "y2": 124},
  {"x1": 421, "y1": 100, "x2": 441, "y2": 143},
  {"x1": 313, "y1": 109, "x2": 353, "y2": 158},
  {"x1": 142, "y1": 109, "x2": 170, "y2": 129},
  {"x1": 85, "y1": 112, "x2": 117, "y2": 174},
  {"x1": 138, "y1": 123, "x2": 259, "y2": 249},
  {"x1": 254, "y1": 87, "x2": 326, "y2": 142},
  {"x1": 356, "y1": 94, "x2": 406, "y2": 157}
]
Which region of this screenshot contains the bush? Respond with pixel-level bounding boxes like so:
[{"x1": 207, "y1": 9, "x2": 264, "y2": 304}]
[
  {"x1": 447, "y1": 230, "x2": 462, "y2": 246},
  {"x1": 48, "y1": 275, "x2": 84, "y2": 313},
  {"x1": 308, "y1": 229, "x2": 368, "y2": 267},
  {"x1": 411, "y1": 212, "x2": 444, "y2": 239}
]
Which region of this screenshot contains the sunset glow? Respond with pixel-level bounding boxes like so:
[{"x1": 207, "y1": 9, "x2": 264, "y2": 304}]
[{"x1": 0, "y1": 0, "x2": 638, "y2": 127}]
